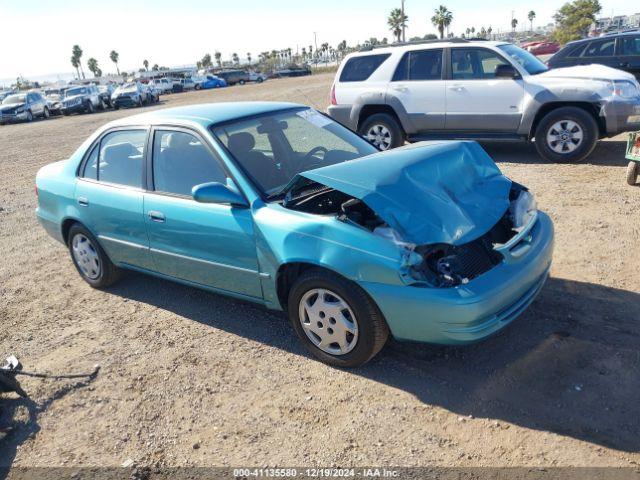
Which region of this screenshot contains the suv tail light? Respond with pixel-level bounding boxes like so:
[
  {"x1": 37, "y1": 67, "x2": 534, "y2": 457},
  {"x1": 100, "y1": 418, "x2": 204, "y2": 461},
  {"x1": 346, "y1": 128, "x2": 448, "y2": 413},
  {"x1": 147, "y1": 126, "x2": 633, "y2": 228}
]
[{"x1": 330, "y1": 84, "x2": 337, "y2": 106}]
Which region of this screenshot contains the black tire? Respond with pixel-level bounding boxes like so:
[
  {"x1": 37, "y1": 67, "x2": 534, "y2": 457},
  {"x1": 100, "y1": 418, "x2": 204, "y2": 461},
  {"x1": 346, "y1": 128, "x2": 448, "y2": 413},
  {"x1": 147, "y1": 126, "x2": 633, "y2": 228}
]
[
  {"x1": 99, "y1": 99, "x2": 106, "y2": 110},
  {"x1": 43, "y1": 106, "x2": 50, "y2": 119},
  {"x1": 287, "y1": 268, "x2": 389, "y2": 367},
  {"x1": 67, "y1": 224, "x2": 121, "y2": 288},
  {"x1": 358, "y1": 113, "x2": 404, "y2": 151},
  {"x1": 626, "y1": 161, "x2": 639, "y2": 186},
  {"x1": 239, "y1": 79, "x2": 246, "y2": 85},
  {"x1": 137, "y1": 97, "x2": 143, "y2": 107},
  {"x1": 534, "y1": 107, "x2": 598, "y2": 162},
  {"x1": 257, "y1": 77, "x2": 263, "y2": 83},
  {"x1": 85, "y1": 101, "x2": 94, "y2": 114},
  {"x1": 194, "y1": 84, "x2": 201, "y2": 90},
  {"x1": 113, "y1": 104, "x2": 119, "y2": 110},
  {"x1": 25, "y1": 110, "x2": 33, "y2": 122}
]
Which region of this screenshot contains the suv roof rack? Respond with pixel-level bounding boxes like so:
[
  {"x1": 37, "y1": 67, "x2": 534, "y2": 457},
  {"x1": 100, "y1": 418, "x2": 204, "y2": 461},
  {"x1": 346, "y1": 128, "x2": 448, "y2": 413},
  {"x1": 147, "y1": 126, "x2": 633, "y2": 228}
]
[
  {"x1": 358, "y1": 37, "x2": 487, "y2": 52},
  {"x1": 603, "y1": 28, "x2": 639, "y2": 36}
]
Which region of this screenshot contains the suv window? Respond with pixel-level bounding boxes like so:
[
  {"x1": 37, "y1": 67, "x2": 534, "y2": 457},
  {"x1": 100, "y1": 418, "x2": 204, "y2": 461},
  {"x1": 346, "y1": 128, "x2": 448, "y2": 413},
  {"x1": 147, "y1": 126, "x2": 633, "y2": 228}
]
[
  {"x1": 393, "y1": 49, "x2": 443, "y2": 81},
  {"x1": 82, "y1": 145, "x2": 99, "y2": 180},
  {"x1": 565, "y1": 42, "x2": 589, "y2": 58},
  {"x1": 339, "y1": 54, "x2": 391, "y2": 82},
  {"x1": 620, "y1": 35, "x2": 640, "y2": 55},
  {"x1": 583, "y1": 39, "x2": 615, "y2": 57},
  {"x1": 451, "y1": 48, "x2": 509, "y2": 80},
  {"x1": 152, "y1": 130, "x2": 227, "y2": 196},
  {"x1": 97, "y1": 130, "x2": 146, "y2": 188}
]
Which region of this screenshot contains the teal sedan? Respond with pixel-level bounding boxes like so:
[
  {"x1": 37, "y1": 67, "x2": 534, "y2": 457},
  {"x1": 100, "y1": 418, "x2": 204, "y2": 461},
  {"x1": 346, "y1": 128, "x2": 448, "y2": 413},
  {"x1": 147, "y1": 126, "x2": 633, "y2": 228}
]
[{"x1": 36, "y1": 102, "x2": 554, "y2": 367}]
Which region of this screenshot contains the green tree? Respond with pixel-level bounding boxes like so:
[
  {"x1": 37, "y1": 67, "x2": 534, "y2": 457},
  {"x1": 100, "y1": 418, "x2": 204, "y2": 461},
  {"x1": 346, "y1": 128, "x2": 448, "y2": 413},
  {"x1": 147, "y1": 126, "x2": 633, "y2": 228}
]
[
  {"x1": 247, "y1": 52, "x2": 252, "y2": 64},
  {"x1": 109, "y1": 50, "x2": 120, "y2": 75},
  {"x1": 431, "y1": 5, "x2": 453, "y2": 39},
  {"x1": 387, "y1": 8, "x2": 408, "y2": 43},
  {"x1": 152, "y1": 64, "x2": 159, "y2": 71},
  {"x1": 528, "y1": 10, "x2": 536, "y2": 31},
  {"x1": 214, "y1": 51, "x2": 222, "y2": 68},
  {"x1": 553, "y1": 0, "x2": 601, "y2": 44},
  {"x1": 72, "y1": 45, "x2": 85, "y2": 79},
  {"x1": 143, "y1": 59, "x2": 149, "y2": 71},
  {"x1": 201, "y1": 53, "x2": 212, "y2": 69},
  {"x1": 70, "y1": 56, "x2": 80, "y2": 79},
  {"x1": 87, "y1": 57, "x2": 100, "y2": 77},
  {"x1": 511, "y1": 17, "x2": 518, "y2": 32},
  {"x1": 232, "y1": 53, "x2": 239, "y2": 65}
]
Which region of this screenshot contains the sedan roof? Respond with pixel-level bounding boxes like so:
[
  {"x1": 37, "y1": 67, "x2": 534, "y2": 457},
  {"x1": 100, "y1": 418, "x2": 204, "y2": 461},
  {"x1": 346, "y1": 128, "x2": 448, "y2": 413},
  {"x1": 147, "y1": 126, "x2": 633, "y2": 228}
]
[{"x1": 109, "y1": 101, "x2": 302, "y2": 128}]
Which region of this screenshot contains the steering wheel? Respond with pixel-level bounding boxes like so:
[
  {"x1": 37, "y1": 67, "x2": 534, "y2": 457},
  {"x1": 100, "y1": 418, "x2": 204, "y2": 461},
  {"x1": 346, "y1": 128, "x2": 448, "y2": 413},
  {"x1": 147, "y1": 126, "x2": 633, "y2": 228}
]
[{"x1": 300, "y1": 146, "x2": 329, "y2": 171}]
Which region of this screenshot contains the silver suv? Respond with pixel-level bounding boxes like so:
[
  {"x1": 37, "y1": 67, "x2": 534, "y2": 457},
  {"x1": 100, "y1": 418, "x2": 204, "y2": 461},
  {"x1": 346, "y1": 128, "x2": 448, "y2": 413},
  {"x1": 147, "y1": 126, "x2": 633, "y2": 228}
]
[{"x1": 328, "y1": 39, "x2": 640, "y2": 162}]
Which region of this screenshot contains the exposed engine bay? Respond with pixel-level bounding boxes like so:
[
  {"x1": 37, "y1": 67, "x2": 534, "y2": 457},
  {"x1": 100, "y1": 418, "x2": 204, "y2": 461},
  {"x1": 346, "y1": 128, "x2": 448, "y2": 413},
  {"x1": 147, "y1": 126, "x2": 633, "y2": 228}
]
[{"x1": 284, "y1": 180, "x2": 531, "y2": 288}]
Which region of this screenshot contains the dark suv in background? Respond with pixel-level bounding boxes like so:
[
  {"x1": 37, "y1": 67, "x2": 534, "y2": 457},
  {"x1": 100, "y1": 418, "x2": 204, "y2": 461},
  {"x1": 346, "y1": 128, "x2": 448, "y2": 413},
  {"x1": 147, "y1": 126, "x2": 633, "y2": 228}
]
[
  {"x1": 548, "y1": 31, "x2": 640, "y2": 79},
  {"x1": 216, "y1": 70, "x2": 250, "y2": 85}
]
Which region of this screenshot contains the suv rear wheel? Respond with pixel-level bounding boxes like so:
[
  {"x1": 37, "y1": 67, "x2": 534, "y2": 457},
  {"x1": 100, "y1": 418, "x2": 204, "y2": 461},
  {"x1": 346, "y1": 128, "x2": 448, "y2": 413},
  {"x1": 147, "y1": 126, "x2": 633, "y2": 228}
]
[
  {"x1": 534, "y1": 107, "x2": 598, "y2": 162},
  {"x1": 359, "y1": 113, "x2": 404, "y2": 151}
]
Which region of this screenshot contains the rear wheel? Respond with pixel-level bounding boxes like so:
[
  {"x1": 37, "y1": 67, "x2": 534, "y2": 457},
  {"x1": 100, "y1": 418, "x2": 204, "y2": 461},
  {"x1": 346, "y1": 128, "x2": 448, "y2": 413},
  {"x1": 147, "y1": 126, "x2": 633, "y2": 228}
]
[
  {"x1": 534, "y1": 107, "x2": 598, "y2": 162},
  {"x1": 287, "y1": 268, "x2": 389, "y2": 367},
  {"x1": 43, "y1": 106, "x2": 50, "y2": 119},
  {"x1": 67, "y1": 224, "x2": 121, "y2": 288},
  {"x1": 626, "y1": 161, "x2": 639, "y2": 186},
  {"x1": 25, "y1": 110, "x2": 33, "y2": 122},
  {"x1": 358, "y1": 113, "x2": 404, "y2": 151}
]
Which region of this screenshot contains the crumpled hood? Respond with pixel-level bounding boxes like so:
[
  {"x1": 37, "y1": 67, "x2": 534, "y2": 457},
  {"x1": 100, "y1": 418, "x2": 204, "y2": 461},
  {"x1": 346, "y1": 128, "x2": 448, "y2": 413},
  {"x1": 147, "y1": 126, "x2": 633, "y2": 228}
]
[
  {"x1": 540, "y1": 64, "x2": 636, "y2": 82},
  {"x1": 299, "y1": 141, "x2": 512, "y2": 246},
  {"x1": 0, "y1": 103, "x2": 24, "y2": 112}
]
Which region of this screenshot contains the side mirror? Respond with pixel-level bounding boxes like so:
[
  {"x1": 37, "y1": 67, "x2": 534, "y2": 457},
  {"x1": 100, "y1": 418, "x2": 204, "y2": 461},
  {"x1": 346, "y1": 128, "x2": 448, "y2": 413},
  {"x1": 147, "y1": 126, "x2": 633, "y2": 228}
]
[
  {"x1": 192, "y1": 181, "x2": 248, "y2": 207},
  {"x1": 495, "y1": 64, "x2": 520, "y2": 79}
]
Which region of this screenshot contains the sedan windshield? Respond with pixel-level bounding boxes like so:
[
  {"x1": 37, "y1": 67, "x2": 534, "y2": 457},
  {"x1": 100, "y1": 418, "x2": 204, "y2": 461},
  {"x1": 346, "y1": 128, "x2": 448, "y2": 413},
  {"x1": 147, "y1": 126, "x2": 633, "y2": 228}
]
[
  {"x1": 2, "y1": 94, "x2": 26, "y2": 104},
  {"x1": 212, "y1": 108, "x2": 378, "y2": 197},
  {"x1": 65, "y1": 87, "x2": 87, "y2": 97},
  {"x1": 498, "y1": 44, "x2": 548, "y2": 75}
]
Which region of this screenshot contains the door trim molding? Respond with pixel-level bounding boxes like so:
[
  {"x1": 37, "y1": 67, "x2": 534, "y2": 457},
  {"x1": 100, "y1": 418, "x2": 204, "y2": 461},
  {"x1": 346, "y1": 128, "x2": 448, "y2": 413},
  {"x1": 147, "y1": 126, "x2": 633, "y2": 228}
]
[{"x1": 150, "y1": 247, "x2": 259, "y2": 275}]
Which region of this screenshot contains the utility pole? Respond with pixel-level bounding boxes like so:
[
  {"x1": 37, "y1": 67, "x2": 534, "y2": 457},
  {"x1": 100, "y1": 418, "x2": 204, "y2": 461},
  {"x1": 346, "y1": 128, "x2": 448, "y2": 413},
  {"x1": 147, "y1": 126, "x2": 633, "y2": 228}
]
[
  {"x1": 401, "y1": 0, "x2": 406, "y2": 42},
  {"x1": 313, "y1": 31, "x2": 318, "y2": 68}
]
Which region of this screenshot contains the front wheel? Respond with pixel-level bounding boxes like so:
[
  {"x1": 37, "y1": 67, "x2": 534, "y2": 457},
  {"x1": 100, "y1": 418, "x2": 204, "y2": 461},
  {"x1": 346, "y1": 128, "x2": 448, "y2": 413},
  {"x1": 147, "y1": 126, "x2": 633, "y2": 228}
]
[
  {"x1": 534, "y1": 107, "x2": 598, "y2": 162},
  {"x1": 43, "y1": 106, "x2": 50, "y2": 119},
  {"x1": 25, "y1": 110, "x2": 33, "y2": 122},
  {"x1": 288, "y1": 269, "x2": 389, "y2": 367},
  {"x1": 85, "y1": 101, "x2": 95, "y2": 114},
  {"x1": 68, "y1": 224, "x2": 121, "y2": 288},
  {"x1": 358, "y1": 113, "x2": 404, "y2": 151},
  {"x1": 626, "y1": 161, "x2": 639, "y2": 186}
]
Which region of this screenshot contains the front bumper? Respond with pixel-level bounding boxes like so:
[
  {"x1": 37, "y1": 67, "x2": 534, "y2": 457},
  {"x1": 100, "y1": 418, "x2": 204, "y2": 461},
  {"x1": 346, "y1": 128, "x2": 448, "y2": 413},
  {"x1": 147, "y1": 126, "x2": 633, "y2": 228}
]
[
  {"x1": 358, "y1": 212, "x2": 554, "y2": 345},
  {"x1": 603, "y1": 97, "x2": 640, "y2": 136},
  {"x1": 0, "y1": 111, "x2": 29, "y2": 123},
  {"x1": 61, "y1": 103, "x2": 86, "y2": 114},
  {"x1": 113, "y1": 97, "x2": 139, "y2": 108}
]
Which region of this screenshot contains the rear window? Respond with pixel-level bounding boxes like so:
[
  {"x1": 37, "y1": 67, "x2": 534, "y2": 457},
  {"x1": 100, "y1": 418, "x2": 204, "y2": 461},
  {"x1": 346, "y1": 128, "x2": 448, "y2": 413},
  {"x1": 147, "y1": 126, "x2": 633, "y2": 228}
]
[
  {"x1": 583, "y1": 39, "x2": 615, "y2": 57},
  {"x1": 393, "y1": 49, "x2": 443, "y2": 81},
  {"x1": 620, "y1": 36, "x2": 640, "y2": 56},
  {"x1": 339, "y1": 54, "x2": 391, "y2": 82}
]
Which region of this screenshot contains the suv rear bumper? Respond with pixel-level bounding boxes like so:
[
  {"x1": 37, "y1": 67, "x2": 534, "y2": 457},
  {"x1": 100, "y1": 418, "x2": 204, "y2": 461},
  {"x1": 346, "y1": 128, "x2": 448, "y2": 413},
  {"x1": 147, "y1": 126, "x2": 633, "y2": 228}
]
[
  {"x1": 603, "y1": 97, "x2": 640, "y2": 136},
  {"x1": 328, "y1": 105, "x2": 356, "y2": 130}
]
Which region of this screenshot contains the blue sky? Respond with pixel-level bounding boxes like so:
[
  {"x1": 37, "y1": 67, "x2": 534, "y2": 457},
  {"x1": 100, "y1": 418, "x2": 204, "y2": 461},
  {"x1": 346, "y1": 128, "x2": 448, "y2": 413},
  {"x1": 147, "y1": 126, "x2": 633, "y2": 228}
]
[{"x1": 0, "y1": 0, "x2": 634, "y2": 81}]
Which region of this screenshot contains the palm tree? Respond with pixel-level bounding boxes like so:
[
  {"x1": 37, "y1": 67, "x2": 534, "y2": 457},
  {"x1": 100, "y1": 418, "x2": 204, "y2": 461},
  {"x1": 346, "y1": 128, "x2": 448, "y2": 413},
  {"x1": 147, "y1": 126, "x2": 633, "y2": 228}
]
[
  {"x1": 480, "y1": 26, "x2": 487, "y2": 38},
  {"x1": 511, "y1": 17, "x2": 518, "y2": 33},
  {"x1": 387, "y1": 8, "x2": 408, "y2": 43},
  {"x1": 87, "y1": 58, "x2": 100, "y2": 77},
  {"x1": 466, "y1": 28, "x2": 471, "y2": 36},
  {"x1": 70, "y1": 56, "x2": 80, "y2": 79},
  {"x1": 232, "y1": 53, "x2": 239, "y2": 65},
  {"x1": 214, "y1": 51, "x2": 222, "y2": 68},
  {"x1": 201, "y1": 53, "x2": 212, "y2": 69},
  {"x1": 528, "y1": 10, "x2": 536, "y2": 31},
  {"x1": 109, "y1": 50, "x2": 120, "y2": 75},
  {"x1": 431, "y1": 5, "x2": 453, "y2": 40},
  {"x1": 247, "y1": 52, "x2": 252, "y2": 65},
  {"x1": 143, "y1": 59, "x2": 149, "y2": 71},
  {"x1": 487, "y1": 26, "x2": 493, "y2": 39},
  {"x1": 72, "y1": 45, "x2": 85, "y2": 79},
  {"x1": 301, "y1": 47, "x2": 307, "y2": 61}
]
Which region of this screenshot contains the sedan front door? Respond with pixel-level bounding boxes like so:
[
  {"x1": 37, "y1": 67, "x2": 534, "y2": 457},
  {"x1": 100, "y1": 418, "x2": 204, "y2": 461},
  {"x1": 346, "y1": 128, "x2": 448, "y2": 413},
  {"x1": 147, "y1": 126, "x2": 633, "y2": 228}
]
[
  {"x1": 445, "y1": 47, "x2": 525, "y2": 132},
  {"x1": 143, "y1": 128, "x2": 262, "y2": 299}
]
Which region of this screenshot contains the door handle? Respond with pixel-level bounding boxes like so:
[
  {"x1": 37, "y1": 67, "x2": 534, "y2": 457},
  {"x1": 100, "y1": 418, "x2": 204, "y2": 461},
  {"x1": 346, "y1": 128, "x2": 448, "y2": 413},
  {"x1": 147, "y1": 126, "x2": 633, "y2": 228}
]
[
  {"x1": 148, "y1": 210, "x2": 165, "y2": 223},
  {"x1": 77, "y1": 196, "x2": 89, "y2": 207},
  {"x1": 448, "y1": 85, "x2": 465, "y2": 92},
  {"x1": 392, "y1": 85, "x2": 408, "y2": 92}
]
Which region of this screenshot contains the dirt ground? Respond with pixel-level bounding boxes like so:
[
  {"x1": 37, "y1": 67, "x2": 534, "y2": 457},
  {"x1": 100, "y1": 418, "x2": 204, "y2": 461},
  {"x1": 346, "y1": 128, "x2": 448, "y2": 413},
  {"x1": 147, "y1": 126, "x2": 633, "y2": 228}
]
[{"x1": 0, "y1": 73, "x2": 639, "y2": 469}]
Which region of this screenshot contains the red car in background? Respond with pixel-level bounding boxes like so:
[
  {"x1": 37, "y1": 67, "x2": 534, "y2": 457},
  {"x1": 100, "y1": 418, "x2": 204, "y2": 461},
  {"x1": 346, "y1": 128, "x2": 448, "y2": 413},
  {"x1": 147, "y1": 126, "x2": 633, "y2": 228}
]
[{"x1": 527, "y1": 42, "x2": 560, "y2": 55}]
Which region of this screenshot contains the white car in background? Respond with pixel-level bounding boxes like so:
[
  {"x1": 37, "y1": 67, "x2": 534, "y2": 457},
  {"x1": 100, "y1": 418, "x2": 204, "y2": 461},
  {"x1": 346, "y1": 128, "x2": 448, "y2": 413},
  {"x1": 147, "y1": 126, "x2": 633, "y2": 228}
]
[
  {"x1": 248, "y1": 71, "x2": 268, "y2": 83},
  {"x1": 150, "y1": 78, "x2": 172, "y2": 94}
]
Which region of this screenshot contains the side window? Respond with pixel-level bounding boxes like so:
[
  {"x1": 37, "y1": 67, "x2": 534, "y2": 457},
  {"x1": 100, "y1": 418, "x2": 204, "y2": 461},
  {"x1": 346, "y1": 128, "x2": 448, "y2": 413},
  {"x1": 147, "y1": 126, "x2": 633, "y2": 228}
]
[
  {"x1": 98, "y1": 130, "x2": 146, "y2": 188},
  {"x1": 339, "y1": 54, "x2": 391, "y2": 82},
  {"x1": 393, "y1": 49, "x2": 443, "y2": 81},
  {"x1": 82, "y1": 145, "x2": 99, "y2": 180},
  {"x1": 152, "y1": 130, "x2": 227, "y2": 196},
  {"x1": 583, "y1": 39, "x2": 615, "y2": 57},
  {"x1": 451, "y1": 48, "x2": 509, "y2": 80},
  {"x1": 620, "y1": 36, "x2": 640, "y2": 56},
  {"x1": 566, "y1": 43, "x2": 588, "y2": 58}
]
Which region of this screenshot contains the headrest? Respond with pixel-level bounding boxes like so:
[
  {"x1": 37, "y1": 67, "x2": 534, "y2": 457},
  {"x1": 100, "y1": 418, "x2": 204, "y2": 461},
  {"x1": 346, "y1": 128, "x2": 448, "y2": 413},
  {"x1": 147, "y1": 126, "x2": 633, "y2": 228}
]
[
  {"x1": 166, "y1": 132, "x2": 193, "y2": 150},
  {"x1": 227, "y1": 132, "x2": 255, "y2": 155}
]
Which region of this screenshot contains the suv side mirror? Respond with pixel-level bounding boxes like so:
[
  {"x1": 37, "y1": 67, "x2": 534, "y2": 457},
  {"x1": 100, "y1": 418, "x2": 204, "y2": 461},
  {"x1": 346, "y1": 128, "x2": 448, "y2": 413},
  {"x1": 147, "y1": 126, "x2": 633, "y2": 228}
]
[
  {"x1": 192, "y1": 181, "x2": 248, "y2": 207},
  {"x1": 495, "y1": 64, "x2": 520, "y2": 79}
]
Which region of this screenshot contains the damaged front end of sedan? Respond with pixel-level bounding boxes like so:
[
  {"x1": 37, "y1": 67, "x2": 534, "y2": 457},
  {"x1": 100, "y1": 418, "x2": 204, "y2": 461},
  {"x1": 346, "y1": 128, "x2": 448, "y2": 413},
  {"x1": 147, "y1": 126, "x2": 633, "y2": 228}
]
[{"x1": 281, "y1": 141, "x2": 538, "y2": 289}]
